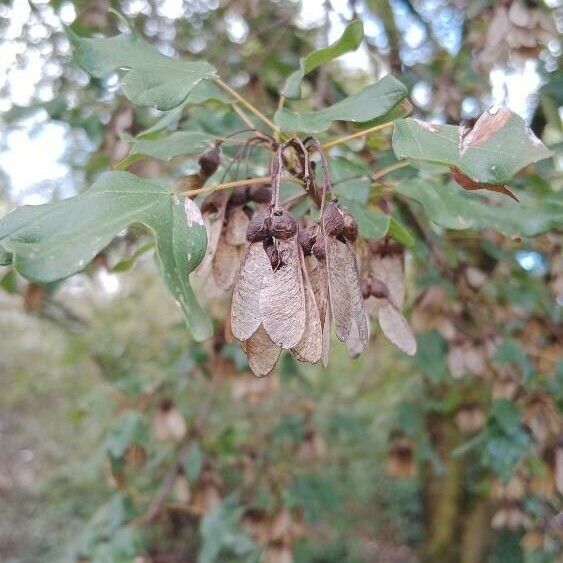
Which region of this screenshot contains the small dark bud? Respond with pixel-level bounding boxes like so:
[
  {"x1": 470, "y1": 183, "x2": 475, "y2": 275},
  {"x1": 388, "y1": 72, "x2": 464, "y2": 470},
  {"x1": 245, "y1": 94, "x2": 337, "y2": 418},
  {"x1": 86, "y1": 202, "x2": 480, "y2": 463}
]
[
  {"x1": 229, "y1": 186, "x2": 249, "y2": 206},
  {"x1": 264, "y1": 242, "x2": 280, "y2": 268},
  {"x1": 312, "y1": 238, "x2": 326, "y2": 261},
  {"x1": 323, "y1": 202, "x2": 344, "y2": 236},
  {"x1": 298, "y1": 227, "x2": 316, "y2": 256},
  {"x1": 248, "y1": 184, "x2": 272, "y2": 204},
  {"x1": 370, "y1": 278, "x2": 390, "y2": 300},
  {"x1": 361, "y1": 279, "x2": 371, "y2": 300},
  {"x1": 201, "y1": 191, "x2": 226, "y2": 215},
  {"x1": 246, "y1": 213, "x2": 271, "y2": 242},
  {"x1": 271, "y1": 209, "x2": 297, "y2": 240},
  {"x1": 341, "y1": 209, "x2": 358, "y2": 243},
  {"x1": 198, "y1": 145, "x2": 221, "y2": 178}
]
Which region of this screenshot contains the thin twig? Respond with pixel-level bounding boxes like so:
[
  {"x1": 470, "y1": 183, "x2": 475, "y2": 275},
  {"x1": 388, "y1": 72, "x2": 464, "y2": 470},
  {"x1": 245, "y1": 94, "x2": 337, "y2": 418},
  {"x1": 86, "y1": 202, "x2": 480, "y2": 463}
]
[
  {"x1": 322, "y1": 121, "x2": 394, "y2": 150},
  {"x1": 232, "y1": 104, "x2": 256, "y2": 129},
  {"x1": 371, "y1": 160, "x2": 409, "y2": 182},
  {"x1": 214, "y1": 77, "x2": 279, "y2": 134},
  {"x1": 183, "y1": 176, "x2": 270, "y2": 196}
]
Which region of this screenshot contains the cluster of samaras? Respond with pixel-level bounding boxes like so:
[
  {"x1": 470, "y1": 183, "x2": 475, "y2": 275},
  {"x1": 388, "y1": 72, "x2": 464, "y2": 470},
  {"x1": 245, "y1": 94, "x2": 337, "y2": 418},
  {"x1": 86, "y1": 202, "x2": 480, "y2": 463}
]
[{"x1": 194, "y1": 140, "x2": 416, "y2": 376}]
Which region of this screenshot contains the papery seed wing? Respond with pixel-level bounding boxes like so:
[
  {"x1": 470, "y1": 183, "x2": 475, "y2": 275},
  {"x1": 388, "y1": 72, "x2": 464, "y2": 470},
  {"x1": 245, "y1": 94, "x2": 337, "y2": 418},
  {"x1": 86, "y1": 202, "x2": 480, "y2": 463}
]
[
  {"x1": 260, "y1": 238, "x2": 306, "y2": 349},
  {"x1": 309, "y1": 256, "x2": 328, "y2": 324},
  {"x1": 346, "y1": 313, "x2": 370, "y2": 358},
  {"x1": 225, "y1": 206, "x2": 250, "y2": 246},
  {"x1": 321, "y1": 305, "x2": 331, "y2": 367},
  {"x1": 196, "y1": 214, "x2": 223, "y2": 278},
  {"x1": 241, "y1": 324, "x2": 281, "y2": 377},
  {"x1": 292, "y1": 252, "x2": 322, "y2": 363},
  {"x1": 231, "y1": 243, "x2": 271, "y2": 341},
  {"x1": 343, "y1": 242, "x2": 369, "y2": 351},
  {"x1": 213, "y1": 235, "x2": 241, "y2": 290},
  {"x1": 326, "y1": 237, "x2": 352, "y2": 342},
  {"x1": 378, "y1": 300, "x2": 417, "y2": 356},
  {"x1": 371, "y1": 253, "x2": 405, "y2": 310}
]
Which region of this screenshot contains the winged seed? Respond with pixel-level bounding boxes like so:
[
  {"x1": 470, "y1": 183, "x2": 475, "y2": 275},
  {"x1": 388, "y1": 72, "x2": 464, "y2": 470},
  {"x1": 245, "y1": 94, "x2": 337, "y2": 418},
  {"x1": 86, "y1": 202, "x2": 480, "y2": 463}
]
[
  {"x1": 292, "y1": 252, "x2": 322, "y2": 363},
  {"x1": 378, "y1": 301, "x2": 417, "y2": 356},
  {"x1": 231, "y1": 242, "x2": 271, "y2": 341},
  {"x1": 326, "y1": 237, "x2": 352, "y2": 342},
  {"x1": 241, "y1": 324, "x2": 281, "y2": 377},
  {"x1": 225, "y1": 206, "x2": 250, "y2": 246},
  {"x1": 260, "y1": 238, "x2": 306, "y2": 349},
  {"x1": 212, "y1": 235, "x2": 241, "y2": 290}
]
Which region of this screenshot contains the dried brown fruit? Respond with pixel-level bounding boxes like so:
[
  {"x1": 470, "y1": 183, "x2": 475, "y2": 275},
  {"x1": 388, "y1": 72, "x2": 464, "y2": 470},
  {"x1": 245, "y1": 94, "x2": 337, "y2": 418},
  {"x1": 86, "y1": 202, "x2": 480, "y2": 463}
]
[
  {"x1": 212, "y1": 236, "x2": 241, "y2": 290},
  {"x1": 311, "y1": 237, "x2": 326, "y2": 261},
  {"x1": 229, "y1": 186, "x2": 249, "y2": 206},
  {"x1": 271, "y1": 209, "x2": 298, "y2": 240},
  {"x1": 264, "y1": 242, "x2": 280, "y2": 269},
  {"x1": 201, "y1": 190, "x2": 229, "y2": 216},
  {"x1": 241, "y1": 324, "x2": 281, "y2": 377},
  {"x1": 323, "y1": 202, "x2": 344, "y2": 236},
  {"x1": 231, "y1": 243, "x2": 272, "y2": 341},
  {"x1": 248, "y1": 184, "x2": 272, "y2": 204},
  {"x1": 298, "y1": 226, "x2": 316, "y2": 255},
  {"x1": 371, "y1": 278, "x2": 391, "y2": 300},
  {"x1": 198, "y1": 144, "x2": 221, "y2": 178},
  {"x1": 292, "y1": 253, "x2": 322, "y2": 363},
  {"x1": 341, "y1": 209, "x2": 359, "y2": 243},
  {"x1": 260, "y1": 238, "x2": 306, "y2": 349},
  {"x1": 326, "y1": 237, "x2": 352, "y2": 342},
  {"x1": 246, "y1": 213, "x2": 271, "y2": 243}
]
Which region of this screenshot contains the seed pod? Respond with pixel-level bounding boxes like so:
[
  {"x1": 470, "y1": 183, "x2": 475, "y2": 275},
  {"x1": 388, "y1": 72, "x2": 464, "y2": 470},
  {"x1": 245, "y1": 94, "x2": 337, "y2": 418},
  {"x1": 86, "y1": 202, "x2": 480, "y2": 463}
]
[
  {"x1": 229, "y1": 186, "x2": 249, "y2": 206},
  {"x1": 248, "y1": 184, "x2": 272, "y2": 204},
  {"x1": 198, "y1": 144, "x2": 221, "y2": 178},
  {"x1": 341, "y1": 209, "x2": 358, "y2": 242},
  {"x1": 271, "y1": 209, "x2": 297, "y2": 240},
  {"x1": 201, "y1": 190, "x2": 228, "y2": 215},
  {"x1": 246, "y1": 213, "x2": 271, "y2": 242},
  {"x1": 323, "y1": 202, "x2": 344, "y2": 236},
  {"x1": 264, "y1": 242, "x2": 280, "y2": 268},
  {"x1": 370, "y1": 278, "x2": 390, "y2": 299},
  {"x1": 312, "y1": 237, "x2": 326, "y2": 261},
  {"x1": 298, "y1": 227, "x2": 316, "y2": 255}
]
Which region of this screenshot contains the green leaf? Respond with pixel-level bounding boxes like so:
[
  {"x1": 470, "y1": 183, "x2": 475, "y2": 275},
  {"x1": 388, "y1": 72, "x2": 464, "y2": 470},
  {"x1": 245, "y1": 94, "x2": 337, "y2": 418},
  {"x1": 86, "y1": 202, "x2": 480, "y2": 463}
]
[
  {"x1": 388, "y1": 216, "x2": 415, "y2": 247},
  {"x1": 111, "y1": 241, "x2": 154, "y2": 272},
  {"x1": 282, "y1": 20, "x2": 364, "y2": 99},
  {"x1": 275, "y1": 75, "x2": 407, "y2": 133},
  {"x1": 129, "y1": 130, "x2": 215, "y2": 160},
  {"x1": 392, "y1": 110, "x2": 552, "y2": 184},
  {"x1": 342, "y1": 199, "x2": 391, "y2": 239},
  {"x1": 0, "y1": 244, "x2": 12, "y2": 265},
  {"x1": 182, "y1": 442, "x2": 204, "y2": 482},
  {"x1": 491, "y1": 400, "x2": 521, "y2": 437},
  {"x1": 105, "y1": 411, "x2": 148, "y2": 459},
  {"x1": 0, "y1": 171, "x2": 212, "y2": 340},
  {"x1": 397, "y1": 178, "x2": 563, "y2": 237},
  {"x1": 414, "y1": 331, "x2": 448, "y2": 383},
  {"x1": 67, "y1": 28, "x2": 217, "y2": 111}
]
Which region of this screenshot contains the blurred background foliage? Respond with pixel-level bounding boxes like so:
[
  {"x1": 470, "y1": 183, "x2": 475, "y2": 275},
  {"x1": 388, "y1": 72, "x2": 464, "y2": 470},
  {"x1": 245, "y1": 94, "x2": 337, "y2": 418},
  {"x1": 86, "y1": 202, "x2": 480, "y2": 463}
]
[{"x1": 0, "y1": 1, "x2": 561, "y2": 562}]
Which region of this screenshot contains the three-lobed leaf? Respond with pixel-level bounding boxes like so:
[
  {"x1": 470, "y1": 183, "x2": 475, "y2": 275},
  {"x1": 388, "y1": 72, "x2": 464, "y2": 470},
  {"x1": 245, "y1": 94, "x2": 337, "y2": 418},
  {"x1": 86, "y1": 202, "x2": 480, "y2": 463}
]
[
  {"x1": 67, "y1": 28, "x2": 217, "y2": 111},
  {"x1": 0, "y1": 171, "x2": 212, "y2": 340}
]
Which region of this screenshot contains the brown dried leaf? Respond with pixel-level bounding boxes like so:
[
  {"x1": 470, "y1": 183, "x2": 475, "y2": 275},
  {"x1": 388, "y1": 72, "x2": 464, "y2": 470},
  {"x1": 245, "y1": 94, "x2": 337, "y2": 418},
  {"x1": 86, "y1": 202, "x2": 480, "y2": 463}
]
[
  {"x1": 326, "y1": 237, "x2": 352, "y2": 342},
  {"x1": 260, "y1": 238, "x2": 306, "y2": 349},
  {"x1": 378, "y1": 301, "x2": 417, "y2": 356},
  {"x1": 370, "y1": 252, "x2": 405, "y2": 310},
  {"x1": 213, "y1": 235, "x2": 241, "y2": 290},
  {"x1": 196, "y1": 192, "x2": 229, "y2": 277},
  {"x1": 451, "y1": 166, "x2": 519, "y2": 202},
  {"x1": 225, "y1": 206, "x2": 250, "y2": 246},
  {"x1": 231, "y1": 242, "x2": 271, "y2": 341},
  {"x1": 241, "y1": 324, "x2": 281, "y2": 377},
  {"x1": 292, "y1": 252, "x2": 322, "y2": 363}
]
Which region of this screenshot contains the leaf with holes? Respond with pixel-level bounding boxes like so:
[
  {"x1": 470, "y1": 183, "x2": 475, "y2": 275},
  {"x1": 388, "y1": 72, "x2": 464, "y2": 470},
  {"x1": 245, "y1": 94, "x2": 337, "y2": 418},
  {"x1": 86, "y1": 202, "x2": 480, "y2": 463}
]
[
  {"x1": 0, "y1": 171, "x2": 212, "y2": 340},
  {"x1": 392, "y1": 109, "x2": 552, "y2": 184}
]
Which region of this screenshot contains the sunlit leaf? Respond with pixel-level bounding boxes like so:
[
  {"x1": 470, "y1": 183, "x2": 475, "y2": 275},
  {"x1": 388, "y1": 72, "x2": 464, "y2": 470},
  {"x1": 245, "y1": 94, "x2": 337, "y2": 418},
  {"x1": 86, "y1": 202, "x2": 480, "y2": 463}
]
[
  {"x1": 397, "y1": 178, "x2": 563, "y2": 236},
  {"x1": 275, "y1": 75, "x2": 407, "y2": 133},
  {"x1": 128, "y1": 131, "x2": 215, "y2": 160},
  {"x1": 0, "y1": 171, "x2": 212, "y2": 340},
  {"x1": 392, "y1": 109, "x2": 552, "y2": 184},
  {"x1": 67, "y1": 28, "x2": 217, "y2": 111},
  {"x1": 341, "y1": 199, "x2": 390, "y2": 239},
  {"x1": 282, "y1": 20, "x2": 364, "y2": 99}
]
